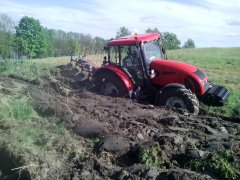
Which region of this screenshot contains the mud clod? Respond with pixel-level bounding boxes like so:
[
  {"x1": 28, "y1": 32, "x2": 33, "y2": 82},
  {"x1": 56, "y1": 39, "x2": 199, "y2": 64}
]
[
  {"x1": 100, "y1": 136, "x2": 130, "y2": 153},
  {"x1": 74, "y1": 120, "x2": 108, "y2": 138}
]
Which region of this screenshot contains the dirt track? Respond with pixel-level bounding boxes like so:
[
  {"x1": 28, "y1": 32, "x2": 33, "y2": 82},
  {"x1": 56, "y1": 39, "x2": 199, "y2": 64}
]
[{"x1": 1, "y1": 64, "x2": 240, "y2": 179}]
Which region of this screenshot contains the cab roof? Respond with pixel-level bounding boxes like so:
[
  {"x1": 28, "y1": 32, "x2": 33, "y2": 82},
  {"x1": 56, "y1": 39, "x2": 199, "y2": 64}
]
[{"x1": 107, "y1": 33, "x2": 160, "y2": 46}]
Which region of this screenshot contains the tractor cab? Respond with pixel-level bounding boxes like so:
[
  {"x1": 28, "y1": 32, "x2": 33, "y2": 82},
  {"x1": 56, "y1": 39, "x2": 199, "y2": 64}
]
[{"x1": 103, "y1": 33, "x2": 165, "y2": 87}]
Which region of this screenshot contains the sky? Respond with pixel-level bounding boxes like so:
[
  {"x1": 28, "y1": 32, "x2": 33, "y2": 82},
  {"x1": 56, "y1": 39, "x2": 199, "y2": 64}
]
[{"x1": 0, "y1": 0, "x2": 240, "y2": 47}]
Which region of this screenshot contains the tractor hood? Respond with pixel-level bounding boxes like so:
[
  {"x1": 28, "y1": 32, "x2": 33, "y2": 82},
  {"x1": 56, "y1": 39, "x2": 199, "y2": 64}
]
[
  {"x1": 150, "y1": 59, "x2": 197, "y2": 75},
  {"x1": 149, "y1": 59, "x2": 206, "y2": 91}
]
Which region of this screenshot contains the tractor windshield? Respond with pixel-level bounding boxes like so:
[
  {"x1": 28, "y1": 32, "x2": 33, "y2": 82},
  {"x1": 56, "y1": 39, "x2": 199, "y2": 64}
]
[{"x1": 143, "y1": 40, "x2": 163, "y2": 66}]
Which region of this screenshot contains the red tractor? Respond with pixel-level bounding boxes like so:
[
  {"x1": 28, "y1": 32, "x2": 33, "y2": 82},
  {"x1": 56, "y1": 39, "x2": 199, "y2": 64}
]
[{"x1": 76, "y1": 33, "x2": 229, "y2": 114}]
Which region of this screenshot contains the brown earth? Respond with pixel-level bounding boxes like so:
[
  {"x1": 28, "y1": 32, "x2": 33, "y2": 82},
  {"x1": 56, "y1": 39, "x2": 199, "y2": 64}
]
[{"x1": 1, "y1": 63, "x2": 240, "y2": 179}]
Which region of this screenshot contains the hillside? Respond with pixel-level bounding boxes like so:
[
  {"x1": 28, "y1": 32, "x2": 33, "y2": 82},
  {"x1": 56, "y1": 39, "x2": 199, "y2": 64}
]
[{"x1": 0, "y1": 50, "x2": 239, "y2": 179}]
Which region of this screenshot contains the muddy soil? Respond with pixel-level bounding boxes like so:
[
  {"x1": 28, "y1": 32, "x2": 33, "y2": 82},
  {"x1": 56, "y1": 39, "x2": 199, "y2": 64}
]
[{"x1": 1, "y1": 63, "x2": 240, "y2": 179}]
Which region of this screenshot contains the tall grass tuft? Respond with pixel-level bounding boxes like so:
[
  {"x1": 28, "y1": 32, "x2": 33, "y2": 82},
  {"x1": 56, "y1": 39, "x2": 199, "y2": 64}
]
[
  {"x1": 0, "y1": 98, "x2": 34, "y2": 120},
  {"x1": 0, "y1": 57, "x2": 69, "y2": 81},
  {"x1": 10, "y1": 99, "x2": 34, "y2": 120}
]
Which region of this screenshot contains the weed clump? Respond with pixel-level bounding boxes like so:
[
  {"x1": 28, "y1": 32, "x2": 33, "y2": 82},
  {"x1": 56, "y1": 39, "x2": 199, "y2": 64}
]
[
  {"x1": 0, "y1": 98, "x2": 34, "y2": 120},
  {"x1": 139, "y1": 144, "x2": 172, "y2": 169},
  {"x1": 91, "y1": 135, "x2": 103, "y2": 145},
  {"x1": 190, "y1": 150, "x2": 240, "y2": 180},
  {"x1": 140, "y1": 145, "x2": 161, "y2": 167}
]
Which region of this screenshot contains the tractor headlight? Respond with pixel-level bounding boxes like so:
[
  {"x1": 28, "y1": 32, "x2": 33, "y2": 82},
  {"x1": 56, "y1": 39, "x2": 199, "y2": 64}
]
[{"x1": 149, "y1": 69, "x2": 156, "y2": 79}]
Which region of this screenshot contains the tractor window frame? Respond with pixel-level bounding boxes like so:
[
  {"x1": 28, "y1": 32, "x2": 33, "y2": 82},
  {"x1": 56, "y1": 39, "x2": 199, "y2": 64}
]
[
  {"x1": 108, "y1": 45, "x2": 140, "y2": 66},
  {"x1": 142, "y1": 39, "x2": 164, "y2": 67},
  {"x1": 108, "y1": 46, "x2": 121, "y2": 64}
]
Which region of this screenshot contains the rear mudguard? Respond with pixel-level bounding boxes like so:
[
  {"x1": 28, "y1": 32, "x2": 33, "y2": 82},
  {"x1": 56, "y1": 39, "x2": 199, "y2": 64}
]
[{"x1": 93, "y1": 65, "x2": 135, "y2": 92}]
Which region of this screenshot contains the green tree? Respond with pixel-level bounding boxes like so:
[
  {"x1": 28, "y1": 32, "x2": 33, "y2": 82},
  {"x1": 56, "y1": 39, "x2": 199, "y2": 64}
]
[
  {"x1": 0, "y1": 13, "x2": 15, "y2": 33},
  {"x1": 54, "y1": 30, "x2": 70, "y2": 56},
  {"x1": 0, "y1": 13, "x2": 15, "y2": 59},
  {"x1": 145, "y1": 27, "x2": 160, "y2": 34},
  {"x1": 79, "y1": 34, "x2": 93, "y2": 55},
  {"x1": 161, "y1": 32, "x2": 181, "y2": 50},
  {"x1": 15, "y1": 16, "x2": 49, "y2": 59},
  {"x1": 116, "y1": 26, "x2": 131, "y2": 38},
  {"x1": 183, "y1": 38, "x2": 195, "y2": 48},
  {"x1": 92, "y1": 36, "x2": 106, "y2": 54},
  {"x1": 68, "y1": 39, "x2": 80, "y2": 56}
]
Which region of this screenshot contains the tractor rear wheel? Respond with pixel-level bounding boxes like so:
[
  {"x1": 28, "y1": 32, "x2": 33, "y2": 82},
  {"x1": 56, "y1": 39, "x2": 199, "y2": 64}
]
[
  {"x1": 157, "y1": 87, "x2": 199, "y2": 115},
  {"x1": 94, "y1": 72, "x2": 128, "y2": 97}
]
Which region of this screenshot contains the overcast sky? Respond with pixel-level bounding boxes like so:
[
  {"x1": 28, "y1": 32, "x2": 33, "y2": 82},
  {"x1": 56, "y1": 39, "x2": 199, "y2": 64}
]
[{"x1": 0, "y1": 0, "x2": 240, "y2": 47}]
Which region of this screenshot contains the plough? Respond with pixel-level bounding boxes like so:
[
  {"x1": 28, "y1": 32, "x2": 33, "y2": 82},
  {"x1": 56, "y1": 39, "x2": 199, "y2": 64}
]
[{"x1": 69, "y1": 56, "x2": 99, "y2": 80}]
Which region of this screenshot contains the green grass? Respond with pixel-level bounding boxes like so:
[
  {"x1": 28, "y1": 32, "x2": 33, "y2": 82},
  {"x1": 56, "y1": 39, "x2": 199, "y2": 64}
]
[
  {"x1": 140, "y1": 145, "x2": 162, "y2": 167},
  {"x1": 0, "y1": 96, "x2": 58, "y2": 153},
  {"x1": 0, "y1": 58, "x2": 85, "y2": 178},
  {"x1": 167, "y1": 48, "x2": 240, "y2": 119},
  {"x1": 0, "y1": 57, "x2": 71, "y2": 81},
  {"x1": 91, "y1": 135, "x2": 103, "y2": 145},
  {"x1": 0, "y1": 96, "x2": 85, "y2": 179},
  {"x1": 10, "y1": 99, "x2": 34, "y2": 120},
  {"x1": 190, "y1": 150, "x2": 240, "y2": 180}
]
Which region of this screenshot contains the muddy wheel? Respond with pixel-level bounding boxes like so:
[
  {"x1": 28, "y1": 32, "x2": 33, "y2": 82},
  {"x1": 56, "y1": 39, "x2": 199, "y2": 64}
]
[
  {"x1": 157, "y1": 87, "x2": 199, "y2": 115},
  {"x1": 94, "y1": 72, "x2": 128, "y2": 97}
]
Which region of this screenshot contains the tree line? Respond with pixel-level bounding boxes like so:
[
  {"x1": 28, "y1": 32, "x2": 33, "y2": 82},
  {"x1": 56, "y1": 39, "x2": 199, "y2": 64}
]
[{"x1": 0, "y1": 13, "x2": 195, "y2": 60}]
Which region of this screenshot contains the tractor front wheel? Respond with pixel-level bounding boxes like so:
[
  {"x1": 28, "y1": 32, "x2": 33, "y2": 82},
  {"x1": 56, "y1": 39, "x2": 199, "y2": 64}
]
[
  {"x1": 93, "y1": 72, "x2": 128, "y2": 97},
  {"x1": 157, "y1": 87, "x2": 199, "y2": 115}
]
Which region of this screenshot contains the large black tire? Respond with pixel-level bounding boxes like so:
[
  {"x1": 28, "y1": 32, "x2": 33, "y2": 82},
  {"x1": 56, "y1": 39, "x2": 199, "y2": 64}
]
[
  {"x1": 93, "y1": 72, "x2": 128, "y2": 97},
  {"x1": 157, "y1": 87, "x2": 199, "y2": 115}
]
